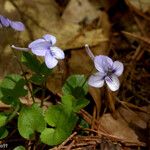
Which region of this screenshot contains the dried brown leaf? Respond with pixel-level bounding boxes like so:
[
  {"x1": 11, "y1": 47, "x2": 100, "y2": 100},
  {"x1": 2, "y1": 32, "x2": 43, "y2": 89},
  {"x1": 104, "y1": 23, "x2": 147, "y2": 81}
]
[
  {"x1": 99, "y1": 106, "x2": 149, "y2": 145},
  {"x1": 62, "y1": 0, "x2": 100, "y2": 24}
]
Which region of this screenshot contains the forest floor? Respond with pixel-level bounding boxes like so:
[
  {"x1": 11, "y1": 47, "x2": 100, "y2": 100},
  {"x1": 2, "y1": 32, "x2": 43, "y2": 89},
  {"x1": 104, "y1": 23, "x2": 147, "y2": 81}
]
[{"x1": 0, "y1": 0, "x2": 150, "y2": 149}]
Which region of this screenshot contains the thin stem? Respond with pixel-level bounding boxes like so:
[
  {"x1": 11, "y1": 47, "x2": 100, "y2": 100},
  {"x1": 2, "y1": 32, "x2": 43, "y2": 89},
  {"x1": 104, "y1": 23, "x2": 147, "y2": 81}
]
[
  {"x1": 5, "y1": 104, "x2": 20, "y2": 124},
  {"x1": 12, "y1": 49, "x2": 35, "y2": 103},
  {"x1": 85, "y1": 44, "x2": 95, "y2": 60},
  {"x1": 40, "y1": 81, "x2": 46, "y2": 107},
  {"x1": 11, "y1": 45, "x2": 29, "y2": 51}
]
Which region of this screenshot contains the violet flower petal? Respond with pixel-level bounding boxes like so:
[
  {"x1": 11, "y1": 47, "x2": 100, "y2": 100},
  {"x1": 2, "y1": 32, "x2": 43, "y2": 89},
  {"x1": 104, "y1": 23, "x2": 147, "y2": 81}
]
[
  {"x1": 105, "y1": 75, "x2": 120, "y2": 91},
  {"x1": 45, "y1": 50, "x2": 58, "y2": 69},
  {"x1": 94, "y1": 55, "x2": 113, "y2": 73},
  {"x1": 28, "y1": 39, "x2": 46, "y2": 48},
  {"x1": 30, "y1": 44, "x2": 49, "y2": 56},
  {"x1": 43, "y1": 34, "x2": 56, "y2": 45},
  {"x1": 88, "y1": 72, "x2": 105, "y2": 88},
  {"x1": 51, "y1": 46, "x2": 65, "y2": 59},
  {"x1": 29, "y1": 41, "x2": 50, "y2": 56},
  {"x1": 10, "y1": 21, "x2": 25, "y2": 31},
  {"x1": 112, "y1": 61, "x2": 124, "y2": 76},
  {"x1": 0, "y1": 15, "x2": 10, "y2": 27}
]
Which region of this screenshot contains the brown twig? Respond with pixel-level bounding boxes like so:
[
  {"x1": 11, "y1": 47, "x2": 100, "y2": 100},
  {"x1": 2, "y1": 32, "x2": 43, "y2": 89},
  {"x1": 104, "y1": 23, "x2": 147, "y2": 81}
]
[
  {"x1": 121, "y1": 31, "x2": 150, "y2": 45},
  {"x1": 50, "y1": 132, "x2": 77, "y2": 150},
  {"x1": 125, "y1": 0, "x2": 150, "y2": 21},
  {"x1": 83, "y1": 128, "x2": 146, "y2": 147}
]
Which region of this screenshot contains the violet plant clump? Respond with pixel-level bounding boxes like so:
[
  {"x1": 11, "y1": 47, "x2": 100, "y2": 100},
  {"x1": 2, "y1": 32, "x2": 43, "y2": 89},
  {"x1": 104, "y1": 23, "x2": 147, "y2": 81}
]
[
  {"x1": 12, "y1": 34, "x2": 65, "y2": 69},
  {"x1": 0, "y1": 15, "x2": 25, "y2": 31},
  {"x1": 0, "y1": 13, "x2": 123, "y2": 147},
  {"x1": 85, "y1": 44, "x2": 124, "y2": 91},
  {"x1": 0, "y1": 21, "x2": 89, "y2": 146}
]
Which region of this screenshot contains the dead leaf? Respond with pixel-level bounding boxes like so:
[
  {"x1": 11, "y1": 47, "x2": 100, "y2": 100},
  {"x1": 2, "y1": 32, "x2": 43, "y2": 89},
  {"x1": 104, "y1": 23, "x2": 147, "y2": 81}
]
[
  {"x1": 68, "y1": 48, "x2": 93, "y2": 74},
  {"x1": 129, "y1": 0, "x2": 150, "y2": 13},
  {"x1": 99, "y1": 106, "x2": 149, "y2": 145},
  {"x1": 118, "y1": 107, "x2": 148, "y2": 129},
  {"x1": 89, "y1": 86, "x2": 102, "y2": 118},
  {"x1": 64, "y1": 29, "x2": 108, "y2": 50},
  {"x1": 62, "y1": 0, "x2": 100, "y2": 24},
  {"x1": 46, "y1": 61, "x2": 66, "y2": 94}
]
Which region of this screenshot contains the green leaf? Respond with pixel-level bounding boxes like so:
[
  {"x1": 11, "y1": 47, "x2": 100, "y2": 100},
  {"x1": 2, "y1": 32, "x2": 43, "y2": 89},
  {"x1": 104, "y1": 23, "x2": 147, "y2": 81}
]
[
  {"x1": 62, "y1": 75, "x2": 88, "y2": 98},
  {"x1": 0, "y1": 74, "x2": 27, "y2": 105},
  {"x1": 40, "y1": 128, "x2": 69, "y2": 146},
  {"x1": 0, "y1": 127, "x2": 8, "y2": 139},
  {"x1": 0, "y1": 113, "x2": 7, "y2": 127},
  {"x1": 61, "y1": 95, "x2": 89, "y2": 113},
  {"x1": 39, "y1": 62, "x2": 52, "y2": 76},
  {"x1": 45, "y1": 104, "x2": 78, "y2": 130},
  {"x1": 30, "y1": 74, "x2": 45, "y2": 85},
  {"x1": 66, "y1": 112, "x2": 78, "y2": 132},
  {"x1": 42, "y1": 104, "x2": 78, "y2": 145},
  {"x1": 21, "y1": 52, "x2": 41, "y2": 74},
  {"x1": 73, "y1": 98, "x2": 89, "y2": 112},
  {"x1": 61, "y1": 95, "x2": 75, "y2": 113},
  {"x1": 13, "y1": 146, "x2": 26, "y2": 150},
  {"x1": 18, "y1": 104, "x2": 46, "y2": 139},
  {"x1": 45, "y1": 104, "x2": 65, "y2": 127}
]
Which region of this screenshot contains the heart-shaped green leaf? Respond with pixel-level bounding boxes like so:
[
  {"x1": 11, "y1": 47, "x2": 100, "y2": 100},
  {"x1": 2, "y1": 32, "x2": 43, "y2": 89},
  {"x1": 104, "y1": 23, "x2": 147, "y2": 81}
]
[
  {"x1": 18, "y1": 104, "x2": 46, "y2": 139},
  {"x1": 30, "y1": 74, "x2": 45, "y2": 85},
  {"x1": 62, "y1": 95, "x2": 89, "y2": 113},
  {"x1": 21, "y1": 52, "x2": 41, "y2": 74},
  {"x1": 21, "y1": 52, "x2": 52, "y2": 76},
  {"x1": 40, "y1": 128, "x2": 69, "y2": 146},
  {"x1": 39, "y1": 62, "x2": 52, "y2": 76},
  {"x1": 73, "y1": 98, "x2": 89, "y2": 112},
  {"x1": 62, "y1": 75, "x2": 88, "y2": 98},
  {"x1": 0, "y1": 74, "x2": 27, "y2": 105},
  {"x1": 42, "y1": 104, "x2": 78, "y2": 145}
]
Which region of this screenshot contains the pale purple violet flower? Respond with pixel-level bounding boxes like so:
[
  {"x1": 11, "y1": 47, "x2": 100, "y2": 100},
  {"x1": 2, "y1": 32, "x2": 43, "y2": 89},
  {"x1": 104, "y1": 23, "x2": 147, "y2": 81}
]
[
  {"x1": 85, "y1": 45, "x2": 124, "y2": 91},
  {"x1": 12, "y1": 34, "x2": 65, "y2": 69},
  {"x1": 0, "y1": 15, "x2": 25, "y2": 31}
]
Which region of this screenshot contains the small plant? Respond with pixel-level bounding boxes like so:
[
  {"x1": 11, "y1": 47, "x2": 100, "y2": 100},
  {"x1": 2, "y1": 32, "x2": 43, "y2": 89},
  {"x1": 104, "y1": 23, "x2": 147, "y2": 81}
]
[{"x1": 0, "y1": 14, "x2": 124, "y2": 149}]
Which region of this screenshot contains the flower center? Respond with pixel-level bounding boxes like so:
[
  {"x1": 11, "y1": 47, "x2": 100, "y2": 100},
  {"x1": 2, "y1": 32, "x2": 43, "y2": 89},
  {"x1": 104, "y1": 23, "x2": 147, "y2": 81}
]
[
  {"x1": 49, "y1": 47, "x2": 55, "y2": 57},
  {"x1": 107, "y1": 69, "x2": 113, "y2": 76},
  {"x1": 106, "y1": 68, "x2": 115, "y2": 77}
]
